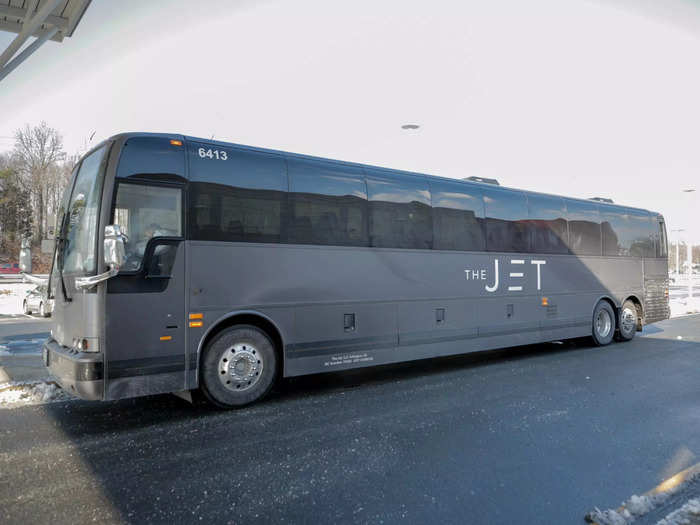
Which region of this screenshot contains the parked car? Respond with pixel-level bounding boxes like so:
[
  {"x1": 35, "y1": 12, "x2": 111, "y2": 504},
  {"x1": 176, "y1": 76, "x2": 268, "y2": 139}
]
[
  {"x1": 23, "y1": 285, "x2": 52, "y2": 317},
  {"x1": 0, "y1": 263, "x2": 20, "y2": 274}
]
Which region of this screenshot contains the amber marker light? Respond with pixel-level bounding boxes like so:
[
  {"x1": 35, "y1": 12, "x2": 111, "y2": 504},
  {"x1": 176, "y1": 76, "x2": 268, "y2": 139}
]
[
  {"x1": 170, "y1": 139, "x2": 183, "y2": 146},
  {"x1": 541, "y1": 297, "x2": 549, "y2": 306},
  {"x1": 189, "y1": 313, "x2": 203, "y2": 320},
  {"x1": 160, "y1": 336, "x2": 172, "y2": 341},
  {"x1": 189, "y1": 321, "x2": 203, "y2": 328}
]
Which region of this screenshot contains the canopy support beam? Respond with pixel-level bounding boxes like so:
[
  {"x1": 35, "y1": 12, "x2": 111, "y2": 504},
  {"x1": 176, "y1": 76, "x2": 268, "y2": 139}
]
[
  {"x1": 0, "y1": 0, "x2": 63, "y2": 70},
  {"x1": 0, "y1": 25, "x2": 60, "y2": 83}
]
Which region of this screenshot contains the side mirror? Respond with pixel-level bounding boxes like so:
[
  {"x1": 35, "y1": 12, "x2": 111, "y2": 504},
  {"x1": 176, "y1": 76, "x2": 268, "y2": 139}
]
[
  {"x1": 104, "y1": 224, "x2": 127, "y2": 269},
  {"x1": 75, "y1": 225, "x2": 128, "y2": 290},
  {"x1": 143, "y1": 237, "x2": 181, "y2": 278}
]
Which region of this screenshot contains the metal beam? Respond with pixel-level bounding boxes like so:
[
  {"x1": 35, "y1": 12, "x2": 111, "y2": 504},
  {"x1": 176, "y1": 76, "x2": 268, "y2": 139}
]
[
  {"x1": 0, "y1": 25, "x2": 60, "y2": 83},
  {"x1": 0, "y1": 20, "x2": 64, "y2": 42},
  {"x1": 0, "y1": 4, "x2": 69, "y2": 32},
  {"x1": 0, "y1": 0, "x2": 64, "y2": 69},
  {"x1": 24, "y1": 0, "x2": 41, "y2": 22}
]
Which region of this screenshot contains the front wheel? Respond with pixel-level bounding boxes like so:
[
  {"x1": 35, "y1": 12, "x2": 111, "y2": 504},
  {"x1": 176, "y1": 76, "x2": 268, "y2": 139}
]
[
  {"x1": 22, "y1": 300, "x2": 31, "y2": 315},
  {"x1": 591, "y1": 300, "x2": 616, "y2": 346},
  {"x1": 39, "y1": 302, "x2": 48, "y2": 318},
  {"x1": 200, "y1": 325, "x2": 278, "y2": 408},
  {"x1": 616, "y1": 300, "x2": 638, "y2": 342}
]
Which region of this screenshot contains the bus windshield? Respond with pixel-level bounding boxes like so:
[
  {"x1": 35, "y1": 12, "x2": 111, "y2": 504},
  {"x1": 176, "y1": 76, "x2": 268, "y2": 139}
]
[{"x1": 60, "y1": 145, "x2": 107, "y2": 275}]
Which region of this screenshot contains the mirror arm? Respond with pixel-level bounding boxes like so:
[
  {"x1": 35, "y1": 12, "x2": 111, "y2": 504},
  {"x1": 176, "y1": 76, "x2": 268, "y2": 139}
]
[
  {"x1": 22, "y1": 272, "x2": 48, "y2": 286},
  {"x1": 74, "y1": 265, "x2": 120, "y2": 290}
]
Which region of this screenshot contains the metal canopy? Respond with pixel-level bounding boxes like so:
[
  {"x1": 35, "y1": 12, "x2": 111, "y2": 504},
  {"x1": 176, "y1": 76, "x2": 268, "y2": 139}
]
[{"x1": 0, "y1": 0, "x2": 91, "y2": 83}]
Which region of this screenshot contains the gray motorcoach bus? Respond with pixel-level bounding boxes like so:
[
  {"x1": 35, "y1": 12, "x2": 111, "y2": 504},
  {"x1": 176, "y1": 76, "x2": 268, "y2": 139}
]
[{"x1": 44, "y1": 133, "x2": 670, "y2": 407}]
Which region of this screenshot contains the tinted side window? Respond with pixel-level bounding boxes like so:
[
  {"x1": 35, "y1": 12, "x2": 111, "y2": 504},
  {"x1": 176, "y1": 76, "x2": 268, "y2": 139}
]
[
  {"x1": 601, "y1": 206, "x2": 627, "y2": 256},
  {"x1": 601, "y1": 207, "x2": 655, "y2": 257},
  {"x1": 526, "y1": 194, "x2": 568, "y2": 254},
  {"x1": 628, "y1": 210, "x2": 655, "y2": 257},
  {"x1": 483, "y1": 189, "x2": 529, "y2": 253},
  {"x1": 657, "y1": 218, "x2": 668, "y2": 258},
  {"x1": 188, "y1": 146, "x2": 287, "y2": 243},
  {"x1": 366, "y1": 172, "x2": 432, "y2": 249},
  {"x1": 431, "y1": 181, "x2": 485, "y2": 251},
  {"x1": 288, "y1": 159, "x2": 368, "y2": 247},
  {"x1": 565, "y1": 199, "x2": 601, "y2": 256}
]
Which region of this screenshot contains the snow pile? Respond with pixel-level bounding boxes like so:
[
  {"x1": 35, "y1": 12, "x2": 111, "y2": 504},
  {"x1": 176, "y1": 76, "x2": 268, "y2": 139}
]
[
  {"x1": 0, "y1": 283, "x2": 34, "y2": 316},
  {"x1": 0, "y1": 381, "x2": 73, "y2": 408},
  {"x1": 587, "y1": 495, "x2": 663, "y2": 525},
  {"x1": 656, "y1": 499, "x2": 700, "y2": 525},
  {"x1": 586, "y1": 467, "x2": 700, "y2": 525}
]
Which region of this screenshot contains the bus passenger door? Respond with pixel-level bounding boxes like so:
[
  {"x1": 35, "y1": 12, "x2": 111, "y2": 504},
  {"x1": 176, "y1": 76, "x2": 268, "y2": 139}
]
[{"x1": 104, "y1": 181, "x2": 187, "y2": 400}]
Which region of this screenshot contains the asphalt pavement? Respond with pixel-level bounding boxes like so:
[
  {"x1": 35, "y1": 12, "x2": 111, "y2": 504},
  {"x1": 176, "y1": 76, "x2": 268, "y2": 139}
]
[
  {"x1": 1, "y1": 316, "x2": 700, "y2": 524},
  {"x1": 0, "y1": 318, "x2": 50, "y2": 382}
]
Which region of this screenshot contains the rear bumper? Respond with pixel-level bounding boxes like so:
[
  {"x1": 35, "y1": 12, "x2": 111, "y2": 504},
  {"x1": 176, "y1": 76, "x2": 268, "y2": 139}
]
[{"x1": 43, "y1": 338, "x2": 103, "y2": 400}]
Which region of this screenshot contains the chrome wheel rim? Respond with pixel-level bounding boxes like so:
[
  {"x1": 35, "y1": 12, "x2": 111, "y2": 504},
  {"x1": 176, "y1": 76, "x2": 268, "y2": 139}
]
[
  {"x1": 620, "y1": 307, "x2": 636, "y2": 334},
  {"x1": 595, "y1": 309, "x2": 612, "y2": 338},
  {"x1": 218, "y1": 342, "x2": 263, "y2": 392}
]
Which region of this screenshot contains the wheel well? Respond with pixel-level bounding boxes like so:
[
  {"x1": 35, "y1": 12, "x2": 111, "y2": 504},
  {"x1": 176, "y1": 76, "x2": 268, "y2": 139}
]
[
  {"x1": 198, "y1": 313, "x2": 284, "y2": 374},
  {"x1": 598, "y1": 296, "x2": 616, "y2": 314}
]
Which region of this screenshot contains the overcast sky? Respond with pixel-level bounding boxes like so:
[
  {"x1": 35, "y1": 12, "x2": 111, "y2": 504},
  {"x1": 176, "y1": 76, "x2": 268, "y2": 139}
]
[{"x1": 1, "y1": 0, "x2": 699, "y2": 243}]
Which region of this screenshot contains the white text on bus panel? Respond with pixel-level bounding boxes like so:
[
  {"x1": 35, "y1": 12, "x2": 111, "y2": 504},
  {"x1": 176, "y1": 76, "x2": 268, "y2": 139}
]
[{"x1": 464, "y1": 259, "x2": 546, "y2": 293}]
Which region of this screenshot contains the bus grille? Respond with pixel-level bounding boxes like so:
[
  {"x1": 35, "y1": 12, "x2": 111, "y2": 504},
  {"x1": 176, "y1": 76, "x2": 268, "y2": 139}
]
[{"x1": 644, "y1": 276, "x2": 670, "y2": 324}]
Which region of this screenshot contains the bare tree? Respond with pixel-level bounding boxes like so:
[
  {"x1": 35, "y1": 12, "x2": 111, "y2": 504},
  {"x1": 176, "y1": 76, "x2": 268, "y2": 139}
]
[
  {"x1": 13, "y1": 122, "x2": 66, "y2": 242},
  {"x1": 0, "y1": 153, "x2": 33, "y2": 258}
]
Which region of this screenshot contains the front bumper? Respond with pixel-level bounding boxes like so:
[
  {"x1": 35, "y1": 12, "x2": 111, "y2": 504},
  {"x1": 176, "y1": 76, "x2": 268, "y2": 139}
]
[{"x1": 43, "y1": 338, "x2": 103, "y2": 400}]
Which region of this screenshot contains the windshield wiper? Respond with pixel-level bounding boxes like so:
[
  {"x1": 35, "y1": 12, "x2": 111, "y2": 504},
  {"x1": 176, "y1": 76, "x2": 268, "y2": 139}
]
[
  {"x1": 57, "y1": 237, "x2": 71, "y2": 302},
  {"x1": 52, "y1": 211, "x2": 72, "y2": 303}
]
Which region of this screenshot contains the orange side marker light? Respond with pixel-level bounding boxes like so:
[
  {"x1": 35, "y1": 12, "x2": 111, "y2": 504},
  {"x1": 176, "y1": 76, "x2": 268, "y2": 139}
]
[
  {"x1": 170, "y1": 139, "x2": 183, "y2": 146},
  {"x1": 160, "y1": 336, "x2": 172, "y2": 341},
  {"x1": 541, "y1": 297, "x2": 549, "y2": 306},
  {"x1": 189, "y1": 313, "x2": 203, "y2": 320},
  {"x1": 189, "y1": 321, "x2": 203, "y2": 328}
]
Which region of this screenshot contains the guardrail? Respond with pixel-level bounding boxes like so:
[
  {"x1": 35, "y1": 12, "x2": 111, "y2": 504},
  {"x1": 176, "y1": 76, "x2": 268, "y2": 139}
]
[{"x1": 0, "y1": 274, "x2": 48, "y2": 284}]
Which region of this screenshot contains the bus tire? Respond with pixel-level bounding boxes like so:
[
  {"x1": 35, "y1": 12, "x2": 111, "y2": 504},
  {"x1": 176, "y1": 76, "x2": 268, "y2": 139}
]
[
  {"x1": 615, "y1": 300, "x2": 638, "y2": 342},
  {"x1": 200, "y1": 325, "x2": 277, "y2": 408},
  {"x1": 22, "y1": 300, "x2": 31, "y2": 315},
  {"x1": 591, "y1": 300, "x2": 615, "y2": 346}
]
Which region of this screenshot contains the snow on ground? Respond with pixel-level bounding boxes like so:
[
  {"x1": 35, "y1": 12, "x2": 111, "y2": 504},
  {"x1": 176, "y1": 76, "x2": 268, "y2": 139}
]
[
  {"x1": 670, "y1": 297, "x2": 700, "y2": 318},
  {"x1": 0, "y1": 282, "x2": 34, "y2": 316},
  {"x1": 586, "y1": 466, "x2": 700, "y2": 525},
  {"x1": 657, "y1": 499, "x2": 700, "y2": 525},
  {"x1": 0, "y1": 381, "x2": 73, "y2": 408}
]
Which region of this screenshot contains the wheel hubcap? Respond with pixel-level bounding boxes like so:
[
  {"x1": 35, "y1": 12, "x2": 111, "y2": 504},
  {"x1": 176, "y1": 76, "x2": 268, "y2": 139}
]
[
  {"x1": 621, "y1": 307, "x2": 636, "y2": 334},
  {"x1": 218, "y1": 342, "x2": 263, "y2": 392},
  {"x1": 595, "y1": 310, "x2": 612, "y2": 338}
]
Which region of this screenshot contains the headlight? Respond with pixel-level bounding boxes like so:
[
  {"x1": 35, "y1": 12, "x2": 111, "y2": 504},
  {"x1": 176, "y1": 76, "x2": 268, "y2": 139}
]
[{"x1": 72, "y1": 337, "x2": 99, "y2": 353}]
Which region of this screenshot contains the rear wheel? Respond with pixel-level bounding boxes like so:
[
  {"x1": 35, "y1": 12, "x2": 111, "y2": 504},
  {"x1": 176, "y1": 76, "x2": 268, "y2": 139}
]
[
  {"x1": 616, "y1": 300, "x2": 638, "y2": 342},
  {"x1": 591, "y1": 300, "x2": 615, "y2": 346},
  {"x1": 39, "y1": 302, "x2": 48, "y2": 318},
  {"x1": 200, "y1": 325, "x2": 278, "y2": 408},
  {"x1": 22, "y1": 300, "x2": 31, "y2": 315}
]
